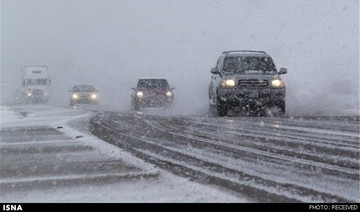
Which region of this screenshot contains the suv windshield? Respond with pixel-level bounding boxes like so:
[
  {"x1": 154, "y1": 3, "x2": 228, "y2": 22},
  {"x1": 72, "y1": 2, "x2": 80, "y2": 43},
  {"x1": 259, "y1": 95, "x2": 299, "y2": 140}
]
[
  {"x1": 223, "y1": 56, "x2": 277, "y2": 74},
  {"x1": 137, "y1": 79, "x2": 170, "y2": 90}
]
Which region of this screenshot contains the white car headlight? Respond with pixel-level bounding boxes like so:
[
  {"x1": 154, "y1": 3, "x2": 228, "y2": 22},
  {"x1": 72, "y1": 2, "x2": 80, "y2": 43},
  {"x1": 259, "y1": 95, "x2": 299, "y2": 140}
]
[
  {"x1": 91, "y1": 93, "x2": 97, "y2": 99},
  {"x1": 27, "y1": 92, "x2": 32, "y2": 97},
  {"x1": 72, "y1": 94, "x2": 78, "y2": 99},
  {"x1": 221, "y1": 79, "x2": 236, "y2": 87},
  {"x1": 271, "y1": 79, "x2": 285, "y2": 87},
  {"x1": 136, "y1": 91, "x2": 144, "y2": 98},
  {"x1": 166, "y1": 91, "x2": 173, "y2": 97}
]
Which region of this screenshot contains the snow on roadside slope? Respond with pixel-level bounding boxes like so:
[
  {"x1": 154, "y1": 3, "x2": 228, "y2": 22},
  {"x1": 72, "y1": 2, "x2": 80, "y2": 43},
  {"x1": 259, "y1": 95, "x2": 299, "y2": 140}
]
[{"x1": 0, "y1": 105, "x2": 246, "y2": 202}]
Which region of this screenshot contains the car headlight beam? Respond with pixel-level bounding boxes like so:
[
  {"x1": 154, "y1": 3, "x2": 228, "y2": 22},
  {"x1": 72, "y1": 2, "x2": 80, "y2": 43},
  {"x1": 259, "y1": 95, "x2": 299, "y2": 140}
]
[
  {"x1": 221, "y1": 79, "x2": 236, "y2": 87},
  {"x1": 72, "y1": 94, "x2": 78, "y2": 99},
  {"x1": 271, "y1": 79, "x2": 285, "y2": 87},
  {"x1": 166, "y1": 91, "x2": 173, "y2": 98},
  {"x1": 91, "y1": 93, "x2": 97, "y2": 99},
  {"x1": 136, "y1": 91, "x2": 144, "y2": 98}
]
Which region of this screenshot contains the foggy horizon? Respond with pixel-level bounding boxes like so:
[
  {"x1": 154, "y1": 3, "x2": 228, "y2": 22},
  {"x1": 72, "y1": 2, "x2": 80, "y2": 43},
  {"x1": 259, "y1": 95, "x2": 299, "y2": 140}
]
[{"x1": 1, "y1": 0, "x2": 359, "y2": 116}]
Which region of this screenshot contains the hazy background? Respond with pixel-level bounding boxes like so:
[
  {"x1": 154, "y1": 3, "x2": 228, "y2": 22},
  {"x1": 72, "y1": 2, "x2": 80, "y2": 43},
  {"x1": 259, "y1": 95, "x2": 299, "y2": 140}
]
[{"x1": 1, "y1": 0, "x2": 359, "y2": 116}]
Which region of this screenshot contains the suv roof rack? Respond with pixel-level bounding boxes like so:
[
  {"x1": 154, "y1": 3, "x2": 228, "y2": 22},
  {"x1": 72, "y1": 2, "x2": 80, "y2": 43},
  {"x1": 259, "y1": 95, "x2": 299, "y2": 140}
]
[{"x1": 222, "y1": 50, "x2": 267, "y2": 54}]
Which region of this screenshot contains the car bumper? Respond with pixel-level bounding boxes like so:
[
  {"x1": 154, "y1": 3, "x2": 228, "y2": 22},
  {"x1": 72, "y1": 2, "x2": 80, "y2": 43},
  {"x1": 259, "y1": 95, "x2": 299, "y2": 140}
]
[
  {"x1": 26, "y1": 95, "x2": 49, "y2": 102},
  {"x1": 71, "y1": 98, "x2": 98, "y2": 104},
  {"x1": 135, "y1": 96, "x2": 173, "y2": 107},
  {"x1": 217, "y1": 87, "x2": 285, "y2": 106}
]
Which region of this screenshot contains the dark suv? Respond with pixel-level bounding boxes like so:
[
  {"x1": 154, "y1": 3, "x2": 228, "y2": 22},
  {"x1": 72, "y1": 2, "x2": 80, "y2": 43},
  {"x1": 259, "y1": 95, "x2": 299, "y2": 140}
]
[
  {"x1": 209, "y1": 50, "x2": 287, "y2": 116},
  {"x1": 131, "y1": 78, "x2": 175, "y2": 110}
]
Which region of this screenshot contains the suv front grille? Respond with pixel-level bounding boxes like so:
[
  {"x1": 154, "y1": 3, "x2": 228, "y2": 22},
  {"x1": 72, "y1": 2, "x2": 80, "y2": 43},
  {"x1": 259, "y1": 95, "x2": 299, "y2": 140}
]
[{"x1": 238, "y1": 79, "x2": 269, "y2": 88}]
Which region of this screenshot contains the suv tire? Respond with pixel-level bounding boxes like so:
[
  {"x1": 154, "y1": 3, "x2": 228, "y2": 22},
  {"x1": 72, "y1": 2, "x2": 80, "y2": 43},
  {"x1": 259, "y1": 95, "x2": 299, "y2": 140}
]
[
  {"x1": 134, "y1": 103, "x2": 140, "y2": 111},
  {"x1": 216, "y1": 96, "x2": 227, "y2": 116},
  {"x1": 278, "y1": 101, "x2": 286, "y2": 115}
]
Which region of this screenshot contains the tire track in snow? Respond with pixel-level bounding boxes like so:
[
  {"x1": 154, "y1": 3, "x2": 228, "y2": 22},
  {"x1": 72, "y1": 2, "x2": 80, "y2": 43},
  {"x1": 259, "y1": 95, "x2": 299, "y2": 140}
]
[{"x1": 90, "y1": 112, "x2": 359, "y2": 202}]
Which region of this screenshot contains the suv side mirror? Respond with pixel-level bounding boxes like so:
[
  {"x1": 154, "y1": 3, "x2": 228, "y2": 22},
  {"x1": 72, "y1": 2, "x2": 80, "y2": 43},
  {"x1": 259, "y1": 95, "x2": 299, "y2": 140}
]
[
  {"x1": 211, "y1": 67, "x2": 220, "y2": 74},
  {"x1": 131, "y1": 88, "x2": 136, "y2": 90},
  {"x1": 171, "y1": 87, "x2": 175, "y2": 90},
  {"x1": 279, "y1": 68, "x2": 287, "y2": 75}
]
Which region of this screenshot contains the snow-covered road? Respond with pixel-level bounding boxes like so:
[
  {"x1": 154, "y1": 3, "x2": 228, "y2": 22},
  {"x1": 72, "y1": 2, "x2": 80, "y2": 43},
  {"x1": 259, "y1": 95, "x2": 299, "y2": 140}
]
[
  {"x1": 1, "y1": 104, "x2": 358, "y2": 202},
  {"x1": 0, "y1": 105, "x2": 245, "y2": 202},
  {"x1": 90, "y1": 110, "x2": 360, "y2": 202}
]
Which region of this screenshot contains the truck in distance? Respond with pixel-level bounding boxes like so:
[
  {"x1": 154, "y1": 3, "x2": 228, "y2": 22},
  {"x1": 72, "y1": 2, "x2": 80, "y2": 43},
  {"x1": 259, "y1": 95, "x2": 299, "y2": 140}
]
[{"x1": 15, "y1": 66, "x2": 51, "y2": 104}]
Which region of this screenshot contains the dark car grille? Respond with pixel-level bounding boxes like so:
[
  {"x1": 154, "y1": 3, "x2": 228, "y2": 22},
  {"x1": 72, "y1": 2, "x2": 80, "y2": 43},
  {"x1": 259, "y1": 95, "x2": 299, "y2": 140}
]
[
  {"x1": 238, "y1": 79, "x2": 269, "y2": 88},
  {"x1": 80, "y1": 94, "x2": 90, "y2": 98},
  {"x1": 32, "y1": 89, "x2": 43, "y2": 95}
]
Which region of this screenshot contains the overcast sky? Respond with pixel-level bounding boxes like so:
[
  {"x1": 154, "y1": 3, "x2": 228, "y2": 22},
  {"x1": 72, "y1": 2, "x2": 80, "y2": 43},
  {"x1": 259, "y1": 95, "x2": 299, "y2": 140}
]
[{"x1": 1, "y1": 0, "x2": 359, "y2": 115}]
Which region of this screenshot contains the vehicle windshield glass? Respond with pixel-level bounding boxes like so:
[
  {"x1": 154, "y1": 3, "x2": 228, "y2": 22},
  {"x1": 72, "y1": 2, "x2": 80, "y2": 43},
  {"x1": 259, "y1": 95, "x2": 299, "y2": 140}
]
[
  {"x1": 223, "y1": 56, "x2": 277, "y2": 74},
  {"x1": 73, "y1": 85, "x2": 96, "y2": 92},
  {"x1": 137, "y1": 79, "x2": 170, "y2": 90},
  {"x1": 26, "y1": 79, "x2": 49, "y2": 86}
]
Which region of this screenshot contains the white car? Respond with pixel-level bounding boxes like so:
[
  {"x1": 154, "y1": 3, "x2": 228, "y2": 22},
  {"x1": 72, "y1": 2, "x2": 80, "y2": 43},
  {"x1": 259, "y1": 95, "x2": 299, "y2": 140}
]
[{"x1": 69, "y1": 85, "x2": 99, "y2": 106}]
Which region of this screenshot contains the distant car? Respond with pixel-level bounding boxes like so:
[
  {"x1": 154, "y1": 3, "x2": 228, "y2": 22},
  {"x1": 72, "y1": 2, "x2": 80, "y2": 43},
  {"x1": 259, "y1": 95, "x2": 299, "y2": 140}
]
[
  {"x1": 69, "y1": 85, "x2": 99, "y2": 106},
  {"x1": 131, "y1": 78, "x2": 175, "y2": 110},
  {"x1": 209, "y1": 50, "x2": 287, "y2": 116}
]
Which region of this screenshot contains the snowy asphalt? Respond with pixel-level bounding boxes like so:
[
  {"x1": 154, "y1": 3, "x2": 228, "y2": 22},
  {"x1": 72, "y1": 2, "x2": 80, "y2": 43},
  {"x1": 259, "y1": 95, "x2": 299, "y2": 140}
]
[
  {"x1": 1, "y1": 104, "x2": 359, "y2": 202},
  {"x1": 90, "y1": 110, "x2": 360, "y2": 202},
  {"x1": 0, "y1": 105, "x2": 245, "y2": 202}
]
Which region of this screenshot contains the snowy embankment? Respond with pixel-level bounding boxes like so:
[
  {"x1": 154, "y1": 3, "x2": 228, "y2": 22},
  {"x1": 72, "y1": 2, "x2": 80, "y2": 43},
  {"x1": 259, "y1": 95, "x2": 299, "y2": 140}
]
[{"x1": 0, "y1": 105, "x2": 245, "y2": 202}]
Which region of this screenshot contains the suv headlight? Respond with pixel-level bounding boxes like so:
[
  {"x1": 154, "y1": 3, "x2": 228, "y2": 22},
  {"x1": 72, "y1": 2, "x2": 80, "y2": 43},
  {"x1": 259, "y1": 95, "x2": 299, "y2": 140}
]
[
  {"x1": 221, "y1": 79, "x2": 236, "y2": 87},
  {"x1": 271, "y1": 79, "x2": 285, "y2": 87},
  {"x1": 72, "y1": 94, "x2": 78, "y2": 99},
  {"x1": 136, "y1": 91, "x2": 144, "y2": 98}
]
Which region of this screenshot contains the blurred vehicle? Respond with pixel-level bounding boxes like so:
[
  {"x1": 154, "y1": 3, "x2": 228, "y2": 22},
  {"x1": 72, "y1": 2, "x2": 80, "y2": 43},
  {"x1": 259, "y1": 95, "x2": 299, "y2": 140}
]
[
  {"x1": 131, "y1": 78, "x2": 175, "y2": 110},
  {"x1": 209, "y1": 50, "x2": 287, "y2": 116},
  {"x1": 69, "y1": 85, "x2": 99, "y2": 106},
  {"x1": 15, "y1": 66, "x2": 51, "y2": 104}
]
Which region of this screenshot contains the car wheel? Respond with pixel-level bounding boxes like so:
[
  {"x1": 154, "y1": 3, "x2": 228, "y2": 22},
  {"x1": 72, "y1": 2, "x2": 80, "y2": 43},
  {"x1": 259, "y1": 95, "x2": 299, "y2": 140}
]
[
  {"x1": 217, "y1": 104, "x2": 227, "y2": 116},
  {"x1": 134, "y1": 103, "x2": 140, "y2": 111},
  {"x1": 277, "y1": 101, "x2": 286, "y2": 115},
  {"x1": 216, "y1": 95, "x2": 228, "y2": 117},
  {"x1": 208, "y1": 104, "x2": 217, "y2": 116}
]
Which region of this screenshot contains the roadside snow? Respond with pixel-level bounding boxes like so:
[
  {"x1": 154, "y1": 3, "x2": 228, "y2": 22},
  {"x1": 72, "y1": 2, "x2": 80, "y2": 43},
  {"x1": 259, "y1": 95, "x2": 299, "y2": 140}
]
[{"x1": 0, "y1": 105, "x2": 247, "y2": 202}]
